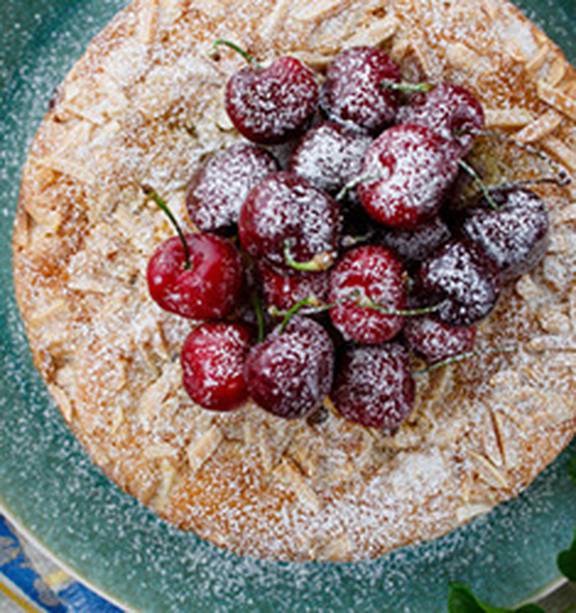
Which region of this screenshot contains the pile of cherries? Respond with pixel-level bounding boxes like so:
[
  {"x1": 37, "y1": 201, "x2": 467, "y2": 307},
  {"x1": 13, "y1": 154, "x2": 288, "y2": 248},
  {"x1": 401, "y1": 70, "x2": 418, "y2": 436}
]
[{"x1": 146, "y1": 43, "x2": 551, "y2": 433}]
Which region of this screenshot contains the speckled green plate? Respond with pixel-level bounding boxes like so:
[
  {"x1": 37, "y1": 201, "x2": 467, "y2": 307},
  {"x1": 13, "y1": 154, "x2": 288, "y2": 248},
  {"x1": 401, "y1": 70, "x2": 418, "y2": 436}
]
[{"x1": 1, "y1": 1, "x2": 575, "y2": 611}]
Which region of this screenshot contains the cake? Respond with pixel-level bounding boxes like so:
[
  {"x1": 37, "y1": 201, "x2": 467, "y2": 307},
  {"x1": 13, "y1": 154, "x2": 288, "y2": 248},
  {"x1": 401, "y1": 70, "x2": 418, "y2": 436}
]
[{"x1": 12, "y1": 0, "x2": 576, "y2": 562}]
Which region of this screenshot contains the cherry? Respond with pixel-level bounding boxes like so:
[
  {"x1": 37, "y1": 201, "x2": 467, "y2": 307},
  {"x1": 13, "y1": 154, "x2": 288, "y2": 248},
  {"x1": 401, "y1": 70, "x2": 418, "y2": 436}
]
[
  {"x1": 397, "y1": 82, "x2": 485, "y2": 156},
  {"x1": 404, "y1": 316, "x2": 477, "y2": 364},
  {"x1": 181, "y1": 323, "x2": 252, "y2": 411},
  {"x1": 186, "y1": 144, "x2": 279, "y2": 234},
  {"x1": 258, "y1": 262, "x2": 330, "y2": 312},
  {"x1": 461, "y1": 187, "x2": 550, "y2": 280},
  {"x1": 147, "y1": 233, "x2": 243, "y2": 319},
  {"x1": 320, "y1": 47, "x2": 401, "y2": 134},
  {"x1": 357, "y1": 124, "x2": 459, "y2": 230},
  {"x1": 288, "y1": 122, "x2": 372, "y2": 194},
  {"x1": 417, "y1": 240, "x2": 501, "y2": 327},
  {"x1": 244, "y1": 316, "x2": 335, "y2": 419},
  {"x1": 332, "y1": 344, "x2": 415, "y2": 431},
  {"x1": 239, "y1": 172, "x2": 342, "y2": 272},
  {"x1": 379, "y1": 216, "x2": 451, "y2": 267},
  {"x1": 329, "y1": 246, "x2": 407, "y2": 344},
  {"x1": 217, "y1": 40, "x2": 319, "y2": 145}
]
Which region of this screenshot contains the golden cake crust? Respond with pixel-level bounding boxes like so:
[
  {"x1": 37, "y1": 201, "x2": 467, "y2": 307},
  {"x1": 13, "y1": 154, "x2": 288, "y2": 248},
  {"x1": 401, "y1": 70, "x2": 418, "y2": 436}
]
[{"x1": 13, "y1": 0, "x2": 576, "y2": 561}]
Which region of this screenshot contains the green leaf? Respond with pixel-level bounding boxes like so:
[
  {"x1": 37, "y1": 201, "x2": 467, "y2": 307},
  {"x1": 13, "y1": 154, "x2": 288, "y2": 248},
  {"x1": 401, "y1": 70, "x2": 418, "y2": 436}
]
[
  {"x1": 569, "y1": 454, "x2": 576, "y2": 485},
  {"x1": 558, "y1": 529, "x2": 576, "y2": 581},
  {"x1": 447, "y1": 583, "x2": 544, "y2": 613}
]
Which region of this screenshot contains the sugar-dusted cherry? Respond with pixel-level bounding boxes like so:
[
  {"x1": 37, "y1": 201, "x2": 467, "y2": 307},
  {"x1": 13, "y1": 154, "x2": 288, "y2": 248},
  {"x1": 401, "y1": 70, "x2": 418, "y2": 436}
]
[
  {"x1": 461, "y1": 187, "x2": 550, "y2": 280},
  {"x1": 417, "y1": 239, "x2": 500, "y2": 327},
  {"x1": 329, "y1": 245, "x2": 407, "y2": 344},
  {"x1": 239, "y1": 172, "x2": 342, "y2": 272},
  {"x1": 332, "y1": 344, "x2": 415, "y2": 431},
  {"x1": 320, "y1": 47, "x2": 402, "y2": 133},
  {"x1": 186, "y1": 144, "x2": 279, "y2": 234},
  {"x1": 181, "y1": 323, "x2": 252, "y2": 411},
  {"x1": 289, "y1": 122, "x2": 372, "y2": 194},
  {"x1": 217, "y1": 40, "x2": 319, "y2": 145},
  {"x1": 147, "y1": 233, "x2": 243, "y2": 319},
  {"x1": 357, "y1": 124, "x2": 459, "y2": 229},
  {"x1": 244, "y1": 316, "x2": 335, "y2": 419},
  {"x1": 397, "y1": 82, "x2": 485, "y2": 156},
  {"x1": 404, "y1": 316, "x2": 477, "y2": 364}
]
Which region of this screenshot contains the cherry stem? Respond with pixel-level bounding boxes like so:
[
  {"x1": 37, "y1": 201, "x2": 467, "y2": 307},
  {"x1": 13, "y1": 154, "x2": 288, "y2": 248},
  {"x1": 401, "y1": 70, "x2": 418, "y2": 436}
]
[
  {"x1": 284, "y1": 241, "x2": 335, "y2": 272},
  {"x1": 413, "y1": 345, "x2": 517, "y2": 376},
  {"x1": 337, "y1": 173, "x2": 383, "y2": 201},
  {"x1": 458, "y1": 160, "x2": 500, "y2": 211},
  {"x1": 501, "y1": 175, "x2": 572, "y2": 189},
  {"x1": 357, "y1": 299, "x2": 444, "y2": 317},
  {"x1": 250, "y1": 292, "x2": 266, "y2": 343},
  {"x1": 279, "y1": 297, "x2": 323, "y2": 333},
  {"x1": 142, "y1": 185, "x2": 191, "y2": 270},
  {"x1": 213, "y1": 39, "x2": 260, "y2": 68},
  {"x1": 382, "y1": 80, "x2": 435, "y2": 94}
]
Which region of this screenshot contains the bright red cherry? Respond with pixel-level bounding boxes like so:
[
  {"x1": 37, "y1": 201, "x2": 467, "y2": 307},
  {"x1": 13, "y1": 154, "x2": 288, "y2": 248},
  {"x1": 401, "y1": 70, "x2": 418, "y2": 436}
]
[
  {"x1": 320, "y1": 47, "x2": 401, "y2": 133},
  {"x1": 404, "y1": 316, "x2": 477, "y2": 364},
  {"x1": 329, "y1": 245, "x2": 407, "y2": 344},
  {"x1": 186, "y1": 144, "x2": 279, "y2": 234},
  {"x1": 244, "y1": 317, "x2": 335, "y2": 419},
  {"x1": 181, "y1": 323, "x2": 252, "y2": 411},
  {"x1": 332, "y1": 344, "x2": 415, "y2": 431},
  {"x1": 239, "y1": 172, "x2": 342, "y2": 273},
  {"x1": 289, "y1": 122, "x2": 372, "y2": 194},
  {"x1": 147, "y1": 233, "x2": 243, "y2": 319},
  {"x1": 357, "y1": 124, "x2": 459, "y2": 230},
  {"x1": 397, "y1": 82, "x2": 485, "y2": 156}
]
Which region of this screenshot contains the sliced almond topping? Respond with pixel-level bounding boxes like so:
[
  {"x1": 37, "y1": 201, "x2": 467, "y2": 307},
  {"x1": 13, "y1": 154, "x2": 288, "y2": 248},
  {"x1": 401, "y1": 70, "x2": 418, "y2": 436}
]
[
  {"x1": 150, "y1": 458, "x2": 177, "y2": 511},
  {"x1": 316, "y1": 534, "x2": 352, "y2": 560},
  {"x1": 346, "y1": 14, "x2": 399, "y2": 48},
  {"x1": 527, "y1": 335, "x2": 576, "y2": 353},
  {"x1": 480, "y1": 0, "x2": 499, "y2": 19},
  {"x1": 410, "y1": 37, "x2": 440, "y2": 79},
  {"x1": 187, "y1": 426, "x2": 224, "y2": 474},
  {"x1": 58, "y1": 102, "x2": 105, "y2": 126},
  {"x1": 484, "y1": 108, "x2": 534, "y2": 129},
  {"x1": 292, "y1": 51, "x2": 334, "y2": 70},
  {"x1": 514, "y1": 109, "x2": 562, "y2": 143},
  {"x1": 261, "y1": 0, "x2": 292, "y2": 37},
  {"x1": 139, "y1": 365, "x2": 176, "y2": 428},
  {"x1": 48, "y1": 384, "x2": 74, "y2": 421},
  {"x1": 138, "y1": 0, "x2": 160, "y2": 45},
  {"x1": 541, "y1": 136, "x2": 576, "y2": 173},
  {"x1": 294, "y1": 0, "x2": 353, "y2": 22},
  {"x1": 545, "y1": 55, "x2": 568, "y2": 86},
  {"x1": 30, "y1": 156, "x2": 95, "y2": 185},
  {"x1": 446, "y1": 43, "x2": 488, "y2": 74},
  {"x1": 469, "y1": 451, "x2": 510, "y2": 490},
  {"x1": 525, "y1": 44, "x2": 549, "y2": 74},
  {"x1": 456, "y1": 502, "x2": 492, "y2": 523},
  {"x1": 144, "y1": 442, "x2": 179, "y2": 460},
  {"x1": 29, "y1": 299, "x2": 68, "y2": 327},
  {"x1": 570, "y1": 290, "x2": 576, "y2": 332},
  {"x1": 537, "y1": 80, "x2": 576, "y2": 122},
  {"x1": 515, "y1": 274, "x2": 544, "y2": 302},
  {"x1": 274, "y1": 457, "x2": 321, "y2": 512}
]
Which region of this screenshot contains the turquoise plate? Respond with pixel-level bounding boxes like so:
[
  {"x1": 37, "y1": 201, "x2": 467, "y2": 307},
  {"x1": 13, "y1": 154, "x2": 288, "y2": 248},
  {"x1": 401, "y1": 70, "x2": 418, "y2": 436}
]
[{"x1": 1, "y1": 1, "x2": 575, "y2": 611}]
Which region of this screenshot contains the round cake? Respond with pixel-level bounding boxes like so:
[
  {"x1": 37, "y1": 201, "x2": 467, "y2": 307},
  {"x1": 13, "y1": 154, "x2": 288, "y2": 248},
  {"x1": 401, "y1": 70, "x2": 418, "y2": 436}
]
[{"x1": 12, "y1": 0, "x2": 576, "y2": 562}]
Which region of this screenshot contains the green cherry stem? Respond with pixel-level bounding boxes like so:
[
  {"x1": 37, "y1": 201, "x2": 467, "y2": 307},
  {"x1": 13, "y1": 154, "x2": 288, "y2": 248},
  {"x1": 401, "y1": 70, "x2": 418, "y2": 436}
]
[
  {"x1": 284, "y1": 241, "x2": 335, "y2": 272},
  {"x1": 279, "y1": 297, "x2": 324, "y2": 333},
  {"x1": 458, "y1": 159, "x2": 500, "y2": 211},
  {"x1": 142, "y1": 185, "x2": 192, "y2": 270},
  {"x1": 250, "y1": 291, "x2": 266, "y2": 343},
  {"x1": 358, "y1": 299, "x2": 444, "y2": 317},
  {"x1": 413, "y1": 345, "x2": 517, "y2": 376},
  {"x1": 213, "y1": 39, "x2": 260, "y2": 68},
  {"x1": 382, "y1": 80, "x2": 435, "y2": 94}
]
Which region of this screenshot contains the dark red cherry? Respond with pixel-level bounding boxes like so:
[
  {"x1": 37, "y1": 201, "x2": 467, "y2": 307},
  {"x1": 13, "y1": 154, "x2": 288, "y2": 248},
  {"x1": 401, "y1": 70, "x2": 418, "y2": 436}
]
[
  {"x1": 417, "y1": 240, "x2": 500, "y2": 326},
  {"x1": 329, "y1": 245, "x2": 407, "y2": 344},
  {"x1": 244, "y1": 317, "x2": 335, "y2": 419},
  {"x1": 225, "y1": 56, "x2": 319, "y2": 145},
  {"x1": 181, "y1": 323, "x2": 252, "y2": 411},
  {"x1": 397, "y1": 82, "x2": 485, "y2": 156},
  {"x1": 186, "y1": 144, "x2": 279, "y2": 234},
  {"x1": 147, "y1": 233, "x2": 243, "y2": 319},
  {"x1": 239, "y1": 172, "x2": 342, "y2": 272},
  {"x1": 379, "y1": 216, "x2": 451, "y2": 266},
  {"x1": 258, "y1": 263, "x2": 330, "y2": 312},
  {"x1": 320, "y1": 47, "x2": 401, "y2": 133},
  {"x1": 289, "y1": 122, "x2": 372, "y2": 194},
  {"x1": 332, "y1": 344, "x2": 415, "y2": 431},
  {"x1": 357, "y1": 124, "x2": 459, "y2": 230},
  {"x1": 404, "y1": 316, "x2": 477, "y2": 364},
  {"x1": 461, "y1": 187, "x2": 550, "y2": 280}
]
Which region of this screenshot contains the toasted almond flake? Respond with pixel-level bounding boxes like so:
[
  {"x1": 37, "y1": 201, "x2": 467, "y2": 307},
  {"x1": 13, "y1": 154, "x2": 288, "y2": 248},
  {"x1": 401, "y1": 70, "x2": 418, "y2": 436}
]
[
  {"x1": 346, "y1": 14, "x2": 399, "y2": 47},
  {"x1": 294, "y1": 0, "x2": 353, "y2": 22},
  {"x1": 484, "y1": 108, "x2": 534, "y2": 129},
  {"x1": 59, "y1": 102, "x2": 105, "y2": 126},
  {"x1": 261, "y1": 0, "x2": 291, "y2": 37},
  {"x1": 144, "y1": 442, "x2": 179, "y2": 460},
  {"x1": 541, "y1": 136, "x2": 576, "y2": 172},
  {"x1": 390, "y1": 32, "x2": 412, "y2": 62},
  {"x1": 570, "y1": 290, "x2": 576, "y2": 332},
  {"x1": 481, "y1": 0, "x2": 499, "y2": 19},
  {"x1": 546, "y1": 55, "x2": 568, "y2": 86},
  {"x1": 138, "y1": 0, "x2": 160, "y2": 44},
  {"x1": 187, "y1": 426, "x2": 224, "y2": 474},
  {"x1": 316, "y1": 534, "x2": 352, "y2": 560},
  {"x1": 139, "y1": 365, "x2": 175, "y2": 428},
  {"x1": 151, "y1": 458, "x2": 176, "y2": 511},
  {"x1": 527, "y1": 335, "x2": 576, "y2": 353},
  {"x1": 515, "y1": 274, "x2": 544, "y2": 302},
  {"x1": 515, "y1": 109, "x2": 563, "y2": 143},
  {"x1": 446, "y1": 42, "x2": 487, "y2": 73},
  {"x1": 110, "y1": 406, "x2": 125, "y2": 434},
  {"x1": 292, "y1": 51, "x2": 334, "y2": 70},
  {"x1": 30, "y1": 156, "x2": 95, "y2": 185},
  {"x1": 505, "y1": 40, "x2": 529, "y2": 63},
  {"x1": 29, "y1": 299, "x2": 68, "y2": 327},
  {"x1": 410, "y1": 37, "x2": 440, "y2": 79},
  {"x1": 555, "y1": 203, "x2": 576, "y2": 224},
  {"x1": 274, "y1": 457, "x2": 320, "y2": 512},
  {"x1": 525, "y1": 44, "x2": 549, "y2": 74},
  {"x1": 257, "y1": 427, "x2": 274, "y2": 473},
  {"x1": 469, "y1": 451, "x2": 510, "y2": 490},
  {"x1": 537, "y1": 80, "x2": 576, "y2": 122},
  {"x1": 456, "y1": 502, "x2": 492, "y2": 523},
  {"x1": 48, "y1": 384, "x2": 74, "y2": 421}
]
